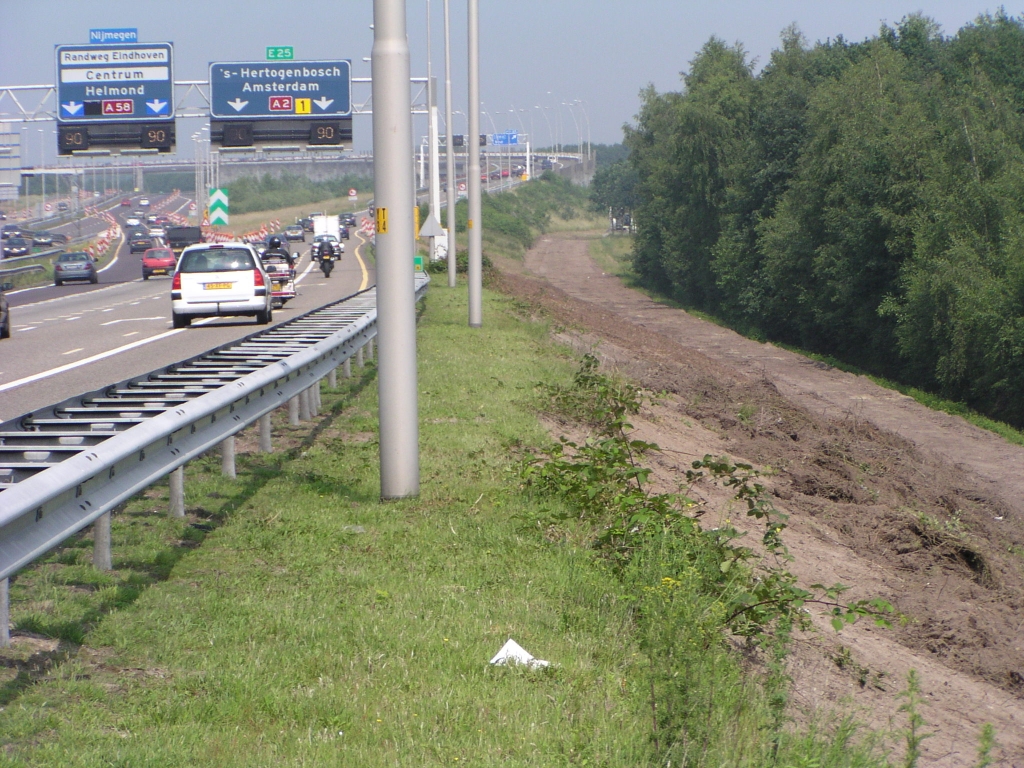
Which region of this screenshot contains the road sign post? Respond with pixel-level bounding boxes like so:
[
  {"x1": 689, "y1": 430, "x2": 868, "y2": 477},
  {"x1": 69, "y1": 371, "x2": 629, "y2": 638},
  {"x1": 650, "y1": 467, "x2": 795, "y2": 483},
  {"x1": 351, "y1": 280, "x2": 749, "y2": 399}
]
[{"x1": 56, "y1": 42, "x2": 174, "y2": 154}]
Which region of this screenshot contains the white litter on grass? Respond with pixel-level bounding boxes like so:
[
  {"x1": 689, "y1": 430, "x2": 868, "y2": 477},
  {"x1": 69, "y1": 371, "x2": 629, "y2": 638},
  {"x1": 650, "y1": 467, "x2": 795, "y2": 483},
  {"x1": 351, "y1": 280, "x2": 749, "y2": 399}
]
[{"x1": 489, "y1": 638, "x2": 550, "y2": 668}]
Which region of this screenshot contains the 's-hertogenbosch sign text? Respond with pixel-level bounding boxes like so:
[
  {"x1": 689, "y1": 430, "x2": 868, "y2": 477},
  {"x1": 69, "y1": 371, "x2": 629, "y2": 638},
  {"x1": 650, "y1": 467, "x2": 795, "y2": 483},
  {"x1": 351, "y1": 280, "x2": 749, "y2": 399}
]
[{"x1": 209, "y1": 60, "x2": 351, "y2": 119}]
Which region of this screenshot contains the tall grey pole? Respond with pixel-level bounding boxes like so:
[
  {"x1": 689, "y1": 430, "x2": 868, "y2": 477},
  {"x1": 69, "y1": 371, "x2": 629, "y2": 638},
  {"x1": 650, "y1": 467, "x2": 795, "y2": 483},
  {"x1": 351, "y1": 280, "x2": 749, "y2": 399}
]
[
  {"x1": 467, "y1": 0, "x2": 482, "y2": 327},
  {"x1": 443, "y1": 0, "x2": 457, "y2": 287},
  {"x1": 374, "y1": 0, "x2": 420, "y2": 499}
]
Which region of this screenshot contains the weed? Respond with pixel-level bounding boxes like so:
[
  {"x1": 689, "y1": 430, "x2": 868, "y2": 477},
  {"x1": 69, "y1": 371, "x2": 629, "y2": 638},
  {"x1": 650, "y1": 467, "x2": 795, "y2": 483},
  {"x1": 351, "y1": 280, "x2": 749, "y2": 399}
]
[
  {"x1": 897, "y1": 670, "x2": 932, "y2": 768},
  {"x1": 738, "y1": 403, "x2": 757, "y2": 425},
  {"x1": 975, "y1": 722, "x2": 996, "y2": 768}
]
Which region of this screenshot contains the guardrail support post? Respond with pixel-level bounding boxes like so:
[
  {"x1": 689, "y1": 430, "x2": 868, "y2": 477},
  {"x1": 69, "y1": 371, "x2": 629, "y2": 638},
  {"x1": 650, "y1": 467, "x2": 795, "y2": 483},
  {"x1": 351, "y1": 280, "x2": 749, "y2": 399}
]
[
  {"x1": 328, "y1": 367, "x2": 337, "y2": 388},
  {"x1": 1, "y1": 578, "x2": 9, "y2": 648},
  {"x1": 170, "y1": 466, "x2": 185, "y2": 518},
  {"x1": 299, "y1": 388, "x2": 312, "y2": 421},
  {"x1": 356, "y1": 345, "x2": 365, "y2": 368},
  {"x1": 288, "y1": 396, "x2": 300, "y2": 425},
  {"x1": 93, "y1": 511, "x2": 112, "y2": 571},
  {"x1": 343, "y1": 359, "x2": 352, "y2": 378},
  {"x1": 221, "y1": 436, "x2": 236, "y2": 479},
  {"x1": 312, "y1": 382, "x2": 322, "y2": 415},
  {"x1": 368, "y1": 338, "x2": 375, "y2": 361},
  {"x1": 259, "y1": 413, "x2": 273, "y2": 452}
]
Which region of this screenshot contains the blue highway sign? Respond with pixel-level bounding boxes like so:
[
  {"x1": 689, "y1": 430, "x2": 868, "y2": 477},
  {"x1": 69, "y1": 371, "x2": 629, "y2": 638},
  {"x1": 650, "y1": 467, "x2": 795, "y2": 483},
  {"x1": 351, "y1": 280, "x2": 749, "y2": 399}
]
[
  {"x1": 56, "y1": 42, "x2": 173, "y2": 123},
  {"x1": 89, "y1": 29, "x2": 138, "y2": 44},
  {"x1": 490, "y1": 130, "x2": 519, "y2": 146},
  {"x1": 210, "y1": 60, "x2": 351, "y2": 119}
]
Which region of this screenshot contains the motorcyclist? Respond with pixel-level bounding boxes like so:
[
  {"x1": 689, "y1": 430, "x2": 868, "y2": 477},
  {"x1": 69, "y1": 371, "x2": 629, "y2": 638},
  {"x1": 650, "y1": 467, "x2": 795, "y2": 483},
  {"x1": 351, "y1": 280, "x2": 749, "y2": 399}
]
[
  {"x1": 316, "y1": 238, "x2": 335, "y2": 262},
  {"x1": 263, "y1": 236, "x2": 295, "y2": 269}
]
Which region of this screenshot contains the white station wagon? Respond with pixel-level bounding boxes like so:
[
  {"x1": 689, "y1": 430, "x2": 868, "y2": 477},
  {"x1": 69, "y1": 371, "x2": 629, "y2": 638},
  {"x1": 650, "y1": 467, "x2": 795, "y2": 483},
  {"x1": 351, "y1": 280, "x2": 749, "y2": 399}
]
[{"x1": 171, "y1": 243, "x2": 273, "y2": 328}]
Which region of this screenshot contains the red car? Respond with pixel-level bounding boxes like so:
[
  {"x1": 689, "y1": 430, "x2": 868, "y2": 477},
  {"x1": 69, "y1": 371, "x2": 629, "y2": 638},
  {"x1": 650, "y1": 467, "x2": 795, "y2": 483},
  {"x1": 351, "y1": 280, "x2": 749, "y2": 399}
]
[
  {"x1": 121, "y1": 198, "x2": 131, "y2": 206},
  {"x1": 141, "y1": 246, "x2": 176, "y2": 280}
]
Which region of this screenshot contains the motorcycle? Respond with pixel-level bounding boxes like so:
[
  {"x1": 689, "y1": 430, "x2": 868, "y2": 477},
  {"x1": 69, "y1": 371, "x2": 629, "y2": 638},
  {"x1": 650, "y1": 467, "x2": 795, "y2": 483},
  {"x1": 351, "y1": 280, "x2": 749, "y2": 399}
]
[{"x1": 319, "y1": 251, "x2": 334, "y2": 277}]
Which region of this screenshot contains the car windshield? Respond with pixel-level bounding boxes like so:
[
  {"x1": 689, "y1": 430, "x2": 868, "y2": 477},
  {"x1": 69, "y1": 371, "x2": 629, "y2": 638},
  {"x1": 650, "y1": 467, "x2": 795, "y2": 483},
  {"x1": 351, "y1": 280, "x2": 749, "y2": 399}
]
[
  {"x1": 146, "y1": 250, "x2": 173, "y2": 258},
  {"x1": 59, "y1": 252, "x2": 90, "y2": 262},
  {"x1": 179, "y1": 248, "x2": 255, "y2": 273},
  {"x1": 315, "y1": 235, "x2": 338, "y2": 243}
]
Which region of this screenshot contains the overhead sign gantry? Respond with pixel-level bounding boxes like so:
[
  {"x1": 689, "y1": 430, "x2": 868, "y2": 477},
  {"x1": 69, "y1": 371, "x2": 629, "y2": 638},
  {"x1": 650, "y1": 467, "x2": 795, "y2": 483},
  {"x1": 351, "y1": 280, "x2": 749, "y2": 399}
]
[
  {"x1": 55, "y1": 41, "x2": 175, "y2": 154},
  {"x1": 208, "y1": 60, "x2": 352, "y2": 148}
]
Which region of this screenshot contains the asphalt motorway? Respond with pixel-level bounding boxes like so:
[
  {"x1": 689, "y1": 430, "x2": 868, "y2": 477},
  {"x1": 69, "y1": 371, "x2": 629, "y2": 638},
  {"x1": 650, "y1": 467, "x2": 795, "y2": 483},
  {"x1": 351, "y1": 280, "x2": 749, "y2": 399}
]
[{"x1": 0, "y1": 220, "x2": 374, "y2": 422}]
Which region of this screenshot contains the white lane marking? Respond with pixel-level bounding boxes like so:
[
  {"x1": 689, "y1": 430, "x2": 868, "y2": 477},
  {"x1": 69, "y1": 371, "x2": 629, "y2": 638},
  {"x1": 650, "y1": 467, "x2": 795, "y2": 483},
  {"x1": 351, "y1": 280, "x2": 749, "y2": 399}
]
[
  {"x1": 62, "y1": 348, "x2": 84, "y2": 355},
  {"x1": 101, "y1": 317, "x2": 165, "y2": 326},
  {"x1": 17, "y1": 326, "x2": 36, "y2": 332},
  {"x1": 12, "y1": 282, "x2": 136, "y2": 308},
  {"x1": 96, "y1": 233, "x2": 124, "y2": 273},
  {"x1": 294, "y1": 256, "x2": 316, "y2": 285},
  {"x1": 64, "y1": 316, "x2": 81, "y2": 321},
  {"x1": 0, "y1": 315, "x2": 225, "y2": 394},
  {"x1": 101, "y1": 308, "x2": 114, "y2": 312},
  {"x1": 0, "y1": 328, "x2": 184, "y2": 394},
  {"x1": 123, "y1": 331, "x2": 140, "y2": 337}
]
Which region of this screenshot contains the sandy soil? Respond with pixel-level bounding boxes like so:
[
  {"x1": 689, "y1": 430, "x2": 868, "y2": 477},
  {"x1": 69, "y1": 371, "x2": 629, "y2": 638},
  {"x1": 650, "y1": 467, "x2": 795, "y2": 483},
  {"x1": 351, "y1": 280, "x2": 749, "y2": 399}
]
[{"x1": 493, "y1": 233, "x2": 1024, "y2": 767}]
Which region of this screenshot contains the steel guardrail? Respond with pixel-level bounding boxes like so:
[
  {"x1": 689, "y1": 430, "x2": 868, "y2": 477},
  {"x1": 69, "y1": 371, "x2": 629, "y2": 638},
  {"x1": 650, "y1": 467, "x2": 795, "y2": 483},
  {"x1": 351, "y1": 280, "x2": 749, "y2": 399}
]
[
  {"x1": 0, "y1": 264, "x2": 45, "y2": 278},
  {"x1": 0, "y1": 273, "x2": 429, "y2": 580}
]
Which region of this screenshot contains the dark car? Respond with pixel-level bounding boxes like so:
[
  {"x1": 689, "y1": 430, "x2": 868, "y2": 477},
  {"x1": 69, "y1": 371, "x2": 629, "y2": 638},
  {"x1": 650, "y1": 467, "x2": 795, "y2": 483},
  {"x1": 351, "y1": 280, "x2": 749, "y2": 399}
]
[
  {"x1": 2, "y1": 237, "x2": 31, "y2": 258},
  {"x1": 48, "y1": 232, "x2": 69, "y2": 245},
  {"x1": 57, "y1": 202, "x2": 69, "y2": 212},
  {"x1": 284, "y1": 224, "x2": 305, "y2": 242},
  {"x1": 0, "y1": 280, "x2": 10, "y2": 339},
  {"x1": 341, "y1": 213, "x2": 357, "y2": 227},
  {"x1": 30, "y1": 231, "x2": 54, "y2": 247},
  {"x1": 142, "y1": 246, "x2": 176, "y2": 280},
  {"x1": 1, "y1": 224, "x2": 22, "y2": 240},
  {"x1": 339, "y1": 225, "x2": 350, "y2": 240},
  {"x1": 129, "y1": 232, "x2": 154, "y2": 253},
  {"x1": 298, "y1": 217, "x2": 314, "y2": 232},
  {"x1": 0, "y1": 210, "x2": 8, "y2": 221},
  {"x1": 54, "y1": 251, "x2": 98, "y2": 285}
]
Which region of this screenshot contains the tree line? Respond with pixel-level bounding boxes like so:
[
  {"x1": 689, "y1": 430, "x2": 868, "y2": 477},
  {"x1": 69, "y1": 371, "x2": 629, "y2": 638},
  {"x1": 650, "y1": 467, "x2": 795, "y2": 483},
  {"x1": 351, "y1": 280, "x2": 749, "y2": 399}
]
[{"x1": 593, "y1": 12, "x2": 1024, "y2": 427}]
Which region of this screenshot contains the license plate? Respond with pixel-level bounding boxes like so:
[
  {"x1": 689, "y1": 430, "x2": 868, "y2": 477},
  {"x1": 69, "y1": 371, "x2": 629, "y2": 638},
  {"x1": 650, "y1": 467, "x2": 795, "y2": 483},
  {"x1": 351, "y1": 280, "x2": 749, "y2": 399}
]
[
  {"x1": 152, "y1": 269, "x2": 167, "y2": 275},
  {"x1": 204, "y1": 282, "x2": 233, "y2": 290}
]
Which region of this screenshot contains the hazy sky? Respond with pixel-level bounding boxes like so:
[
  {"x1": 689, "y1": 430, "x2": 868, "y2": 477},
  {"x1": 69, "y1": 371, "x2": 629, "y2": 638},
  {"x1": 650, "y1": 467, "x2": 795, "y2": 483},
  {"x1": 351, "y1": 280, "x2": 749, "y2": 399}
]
[{"x1": 0, "y1": 0, "x2": 1002, "y2": 159}]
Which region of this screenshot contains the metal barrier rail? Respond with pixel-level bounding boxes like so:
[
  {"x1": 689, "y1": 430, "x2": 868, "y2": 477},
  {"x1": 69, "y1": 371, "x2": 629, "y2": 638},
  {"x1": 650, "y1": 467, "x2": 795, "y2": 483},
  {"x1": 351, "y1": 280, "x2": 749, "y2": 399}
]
[
  {"x1": 0, "y1": 247, "x2": 63, "y2": 266},
  {"x1": 0, "y1": 265, "x2": 45, "y2": 278},
  {"x1": 0, "y1": 274, "x2": 428, "y2": 582}
]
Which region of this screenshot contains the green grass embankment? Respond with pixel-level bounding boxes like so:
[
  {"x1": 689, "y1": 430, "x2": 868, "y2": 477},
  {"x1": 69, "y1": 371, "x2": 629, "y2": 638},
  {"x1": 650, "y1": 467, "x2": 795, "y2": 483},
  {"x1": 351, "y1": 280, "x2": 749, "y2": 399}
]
[{"x1": 0, "y1": 284, "x2": 653, "y2": 766}]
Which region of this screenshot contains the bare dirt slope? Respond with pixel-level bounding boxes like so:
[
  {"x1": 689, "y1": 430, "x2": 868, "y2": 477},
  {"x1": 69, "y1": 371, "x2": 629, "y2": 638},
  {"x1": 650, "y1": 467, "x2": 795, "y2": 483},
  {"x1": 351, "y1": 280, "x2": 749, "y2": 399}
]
[{"x1": 493, "y1": 233, "x2": 1024, "y2": 767}]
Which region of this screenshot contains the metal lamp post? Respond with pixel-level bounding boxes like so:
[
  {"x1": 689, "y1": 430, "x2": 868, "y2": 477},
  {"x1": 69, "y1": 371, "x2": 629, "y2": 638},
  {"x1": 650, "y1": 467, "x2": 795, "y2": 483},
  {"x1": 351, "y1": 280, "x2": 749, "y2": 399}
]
[
  {"x1": 467, "y1": 0, "x2": 482, "y2": 328},
  {"x1": 373, "y1": 0, "x2": 421, "y2": 497}
]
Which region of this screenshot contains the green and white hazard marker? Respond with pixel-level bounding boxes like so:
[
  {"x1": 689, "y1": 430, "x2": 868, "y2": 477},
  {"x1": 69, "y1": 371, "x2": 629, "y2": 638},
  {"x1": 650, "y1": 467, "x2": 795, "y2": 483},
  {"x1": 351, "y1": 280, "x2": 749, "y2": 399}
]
[{"x1": 209, "y1": 188, "x2": 229, "y2": 226}]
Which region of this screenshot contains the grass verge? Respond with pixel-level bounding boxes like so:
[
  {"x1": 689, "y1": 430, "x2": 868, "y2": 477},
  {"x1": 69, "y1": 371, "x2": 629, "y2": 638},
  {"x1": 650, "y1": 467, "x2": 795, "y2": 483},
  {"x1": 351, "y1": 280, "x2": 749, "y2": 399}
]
[{"x1": 0, "y1": 283, "x2": 651, "y2": 766}]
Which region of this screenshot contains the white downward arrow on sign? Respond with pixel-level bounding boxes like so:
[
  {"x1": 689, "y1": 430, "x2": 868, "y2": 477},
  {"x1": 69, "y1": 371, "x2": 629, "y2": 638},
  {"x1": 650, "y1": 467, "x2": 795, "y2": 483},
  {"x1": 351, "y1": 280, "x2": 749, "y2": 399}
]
[
  {"x1": 228, "y1": 98, "x2": 248, "y2": 112},
  {"x1": 313, "y1": 97, "x2": 334, "y2": 110}
]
